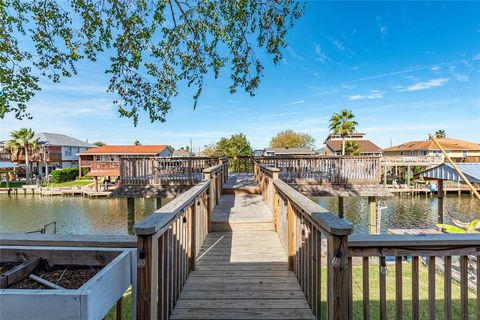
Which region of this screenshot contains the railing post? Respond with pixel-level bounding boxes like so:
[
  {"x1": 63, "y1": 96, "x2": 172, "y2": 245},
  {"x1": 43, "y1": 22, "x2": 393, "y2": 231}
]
[
  {"x1": 136, "y1": 234, "x2": 159, "y2": 320},
  {"x1": 327, "y1": 234, "x2": 350, "y2": 320},
  {"x1": 287, "y1": 200, "x2": 294, "y2": 271},
  {"x1": 204, "y1": 171, "x2": 214, "y2": 232}
]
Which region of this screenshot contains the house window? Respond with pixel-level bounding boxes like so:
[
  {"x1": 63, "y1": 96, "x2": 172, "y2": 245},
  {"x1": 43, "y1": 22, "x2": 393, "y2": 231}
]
[
  {"x1": 400, "y1": 151, "x2": 403, "y2": 156},
  {"x1": 462, "y1": 150, "x2": 468, "y2": 157},
  {"x1": 64, "y1": 147, "x2": 72, "y2": 156},
  {"x1": 423, "y1": 150, "x2": 428, "y2": 156}
]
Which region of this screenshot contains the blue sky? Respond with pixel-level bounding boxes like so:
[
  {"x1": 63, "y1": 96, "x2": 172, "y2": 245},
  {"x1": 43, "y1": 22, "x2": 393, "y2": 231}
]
[{"x1": 1, "y1": 1, "x2": 479, "y2": 151}]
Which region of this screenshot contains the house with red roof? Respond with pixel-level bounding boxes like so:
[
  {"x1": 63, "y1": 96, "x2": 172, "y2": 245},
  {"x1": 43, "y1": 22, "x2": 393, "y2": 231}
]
[
  {"x1": 79, "y1": 145, "x2": 173, "y2": 177},
  {"x1": 323, "y1": 133, "x2": 383, "y2": 156}
]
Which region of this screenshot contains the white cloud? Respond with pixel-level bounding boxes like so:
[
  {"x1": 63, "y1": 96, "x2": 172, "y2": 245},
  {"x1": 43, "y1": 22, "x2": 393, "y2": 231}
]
[
  {"x1": 431, "y1": 66, "x2": 440, "y2": 71},
  {"x1": 349, "y1": 90, "x2": 383, "y2": 101},
  {"x1": 380, "y1": 26, "x2": 389, "y2": 35},
  {"x1": 398, "y1": 78, "x2": 450, "y2": 92},
  {"x1": 284, "y1": 100, "x2": 305, "y2": 106},
  {"x1": 454, "y1": 74, "x2": 469, "y2": 82},
  {"x1": 331, "y1": 39, "x2": 345, "y2": 52},
  {"x1": 227, "y1": 99, "x2": 240, "y2": 104},
  {"x1": 473, "y1": 54, "x2": 480, "y2": 61},
  {"x1": 314, "y1": 45, "x2": 329, "y2": 63}
]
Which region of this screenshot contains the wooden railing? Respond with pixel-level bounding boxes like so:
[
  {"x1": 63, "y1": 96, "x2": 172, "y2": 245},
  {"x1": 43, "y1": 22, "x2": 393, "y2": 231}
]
[
  {"x1": 91, "y1": 161, "x2": 121, "y2": 171},
  {"x1": 257, "y1": 164, "x2": 353, "y2": 319},
  {"x1": 348, "y1": 234, "x2": 480, "y2": 320},
  {"x1": 256, "y1": 164, "x2": 480, "y2": 319},
  {"x1": 256, "y1": 156, "x2": 381, "y2": 184},
  {"x1": 381, "y1": 155, "x2": 444, "y2": 166},
  {"x1": 132, "y1": 163, "x2": 227, "y2": 319},
  {"x1": 120, "y1": 157, "x2": 222, "y2": 185}
]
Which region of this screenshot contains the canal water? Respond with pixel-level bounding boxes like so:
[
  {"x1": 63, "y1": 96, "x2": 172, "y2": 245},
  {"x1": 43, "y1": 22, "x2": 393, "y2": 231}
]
[{"x1": 0, "y1": 194, "x2": 478, "y2": 235}]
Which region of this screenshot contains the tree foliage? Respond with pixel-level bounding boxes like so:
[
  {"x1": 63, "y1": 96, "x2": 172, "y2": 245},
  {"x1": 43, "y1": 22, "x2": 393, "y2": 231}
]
[
  {"x1": 1, "y1": 0, "x2": 303, "y2": 124},
  {"x1": 329, "y1": 109, "x2": 358, "y2": 156},
  {"x1": 92, "y1": 141, "x2": 106, "y2": 146},
  {"x1": 435, "y1": 129, "x2": 446, "y2": 139},
  {"x1": 345, "y1": 141, "x2": 360, "y2": 156},
  {"x1": 270, "y1": 129, "x2": 315, "y2": 149},
  {"x1": 134, "y1": 140, "x2": 142, "y2": 146},
  {"x1": 207, "y1": 133, "x2": 252, "y2": 157}
]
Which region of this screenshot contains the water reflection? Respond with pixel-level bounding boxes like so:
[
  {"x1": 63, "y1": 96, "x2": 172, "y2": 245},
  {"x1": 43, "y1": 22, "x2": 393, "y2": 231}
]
[
  {"x1": 0, "y1": 194, "x2": 477, "y2": 235},
  {"x1": 0, "y1": 194, "x2": 171, "y2": 235},
  {"x1": 312, "y1": 194, "x2": 479, "y2": 234}
]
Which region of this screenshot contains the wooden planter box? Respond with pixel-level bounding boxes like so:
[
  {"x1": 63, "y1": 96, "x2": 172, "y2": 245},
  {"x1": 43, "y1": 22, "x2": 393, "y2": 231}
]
[{"x1": 0, "y1": 245, "x2": 136, "y2": 320}]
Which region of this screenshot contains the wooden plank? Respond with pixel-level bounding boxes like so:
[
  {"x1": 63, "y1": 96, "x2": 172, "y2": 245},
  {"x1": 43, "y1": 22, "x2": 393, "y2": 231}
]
[
  {"x1": 460, "y1": 255, "x2": 468, "y2": 319},
  {"x1": 363, "y1": 257, "x2": 369, "y2": 320},
  {"x1": 327, "y1": 234, "x2": 349, "y2": 320},
  {"x1": 136, "y1": 235, "x2": 158, "y2": 320},
  {"x1": 349, "y1": 233, "x2": 480, "y2": 247},
  {"x1": 179, "y1": 290, "x2": 306, "y2": 300},
  {"x1": 428, "y1": 256, "x2": 436, "y2": 320},
  {"x1": 412, "y1": 256, "x2": 419, "y2": 320},
  {"x1": 0, "y1": 233, "x2": 136, "y2": 248},
  {"x1": 379, "y1": 258, "x2": 386, "y2": 320},
  {"x1": 170, "y1": 308, "x2": 316, "y2": 319},
  {"x1": 287, "y1": 200, "x2": 295, "y2": 270},
  {"x1": 0, "y1": 257, "x2": 41, "y2": 288},
  {"x1": 395, "y1": 257, "x2": 403, "y2": 320},
  {"x1": 477, "y1": 256, "x2": 480, "y2": 320},
  {"x1": 443, "y1": 256, "x2": 452, "y2": 320},
  {"x1": 116, "y1": 297, "x2": 122, "y2": 320},
  {"x1": 175, "y1": 299, "x2": 310, "y2": 309}
]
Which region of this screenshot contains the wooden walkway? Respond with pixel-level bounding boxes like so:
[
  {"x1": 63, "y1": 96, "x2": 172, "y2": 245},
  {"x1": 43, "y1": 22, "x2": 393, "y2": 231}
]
[{"x1": 171, "y1": 174, "x2": 315, "y2": 319}]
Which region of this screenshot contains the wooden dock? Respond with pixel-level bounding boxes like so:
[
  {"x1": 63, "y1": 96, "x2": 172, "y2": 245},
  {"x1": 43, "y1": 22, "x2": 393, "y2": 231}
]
[{"x1": 172, "y1": 231, "x2": 315, "y2": 319}]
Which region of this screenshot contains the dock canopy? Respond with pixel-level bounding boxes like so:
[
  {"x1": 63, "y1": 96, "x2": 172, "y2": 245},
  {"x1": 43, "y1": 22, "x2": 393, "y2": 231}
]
[{"x1": 419, "y1": 162, "x2": 480, "y2": 183}]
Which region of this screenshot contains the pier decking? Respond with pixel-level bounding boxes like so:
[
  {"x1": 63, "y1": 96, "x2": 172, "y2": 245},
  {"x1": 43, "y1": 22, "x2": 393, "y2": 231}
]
[{"x1": 172, "y1": 231, "x2": 315, "y2": 320}]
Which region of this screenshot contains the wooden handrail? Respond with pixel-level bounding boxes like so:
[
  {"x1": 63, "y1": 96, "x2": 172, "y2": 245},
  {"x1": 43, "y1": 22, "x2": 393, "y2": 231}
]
[
  {"x1": 255, "y1": 163, "x2": 353, "y2": 319},
  {"x1": 133, "y1": 161, "x2": 227, "y2": 319},
  {"x1": 273, "y1": 179, "x2": 352, "y2": 236},
  {"x1": 349, "y1": 233, "x2": 480, "y2": 248},
  {"x1": 133, "y1": 181, "x2": 210, "y2": 236}
]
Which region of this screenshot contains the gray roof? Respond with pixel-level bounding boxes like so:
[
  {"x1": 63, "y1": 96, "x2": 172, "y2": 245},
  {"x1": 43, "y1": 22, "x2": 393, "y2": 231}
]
[
  {"x1": 34, "y1": 132, "x2": 96, "y2": 148},
  {"x1": 419, "y1": 162, "x2": 480, "y2": 183},
  {"x1": 0, "y1": 161, "x2": 17, "y2": 169}
]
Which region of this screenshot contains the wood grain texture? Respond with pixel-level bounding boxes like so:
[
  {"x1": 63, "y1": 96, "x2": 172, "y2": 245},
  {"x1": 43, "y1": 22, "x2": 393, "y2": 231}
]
[{"x1": 172, "y1": 231, "x2": 315, "y2": 320}]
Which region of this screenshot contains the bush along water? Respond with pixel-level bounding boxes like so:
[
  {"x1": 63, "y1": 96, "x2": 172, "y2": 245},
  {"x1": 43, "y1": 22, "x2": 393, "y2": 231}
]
[{"x1": 50, "y1": 168, "x2": 79, "y2": 183}]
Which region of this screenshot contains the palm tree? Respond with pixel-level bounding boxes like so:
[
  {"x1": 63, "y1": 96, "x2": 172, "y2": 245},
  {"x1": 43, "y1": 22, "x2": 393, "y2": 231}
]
[
  {"x1": 435, "y1": 129, "x2": 446, "y2": 139},
  {"x1": 345, "y1": 141, "x2": 360, "y2": 156},
  {"x1": 6, "y1": 128, "x2": 39, "y2": 183},
  {"x1": 329, "y1": 109, "x2": 358, "y2": 155}
]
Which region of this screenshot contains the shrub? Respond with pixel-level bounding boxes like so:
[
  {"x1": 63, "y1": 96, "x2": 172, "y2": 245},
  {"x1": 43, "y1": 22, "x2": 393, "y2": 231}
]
[{"x1": 50, "y1": 168, "x2": 79, "y2": 183}]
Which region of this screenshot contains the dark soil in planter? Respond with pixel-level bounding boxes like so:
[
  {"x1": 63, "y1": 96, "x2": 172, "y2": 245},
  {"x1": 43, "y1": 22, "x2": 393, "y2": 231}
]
[{"x1": 9, "y1": 265, "x2": 101, "y2": 289}]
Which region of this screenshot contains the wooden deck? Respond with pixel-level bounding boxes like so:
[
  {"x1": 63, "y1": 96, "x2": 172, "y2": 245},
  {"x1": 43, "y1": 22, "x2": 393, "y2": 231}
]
[
  {"x1": 171, "y1": 231, "x2": 315, "y2": 319},
  {"x1": 171, "y1": 173, "x2": 315, "y2": 319}
]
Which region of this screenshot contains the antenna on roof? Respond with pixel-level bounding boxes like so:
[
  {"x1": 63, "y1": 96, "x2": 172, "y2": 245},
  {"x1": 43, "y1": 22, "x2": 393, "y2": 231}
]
[{"x1": 390, "y1": 137, "x2": 392, "y2": 147}]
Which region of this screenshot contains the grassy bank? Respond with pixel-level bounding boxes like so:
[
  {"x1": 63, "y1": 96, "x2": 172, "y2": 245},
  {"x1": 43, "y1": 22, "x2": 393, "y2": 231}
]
[
  {"x1": 107, "y1": 263, "x2": 478, "y2": 319},
  {"x1": 0, "y1": 181, "x2": 26, "y2": 188}
]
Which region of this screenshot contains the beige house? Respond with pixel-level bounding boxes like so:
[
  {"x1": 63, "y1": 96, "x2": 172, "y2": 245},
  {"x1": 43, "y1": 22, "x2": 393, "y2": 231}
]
[{"x1": 383, "y1": 138, "x2": 480, "y2": 162}]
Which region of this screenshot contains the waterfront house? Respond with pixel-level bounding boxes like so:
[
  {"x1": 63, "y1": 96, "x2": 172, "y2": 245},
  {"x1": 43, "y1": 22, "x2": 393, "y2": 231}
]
[
  {"x1": 262, "y1": 147, "x2": 316, "y2": 156},
  {"x1": 323, "y1": 133, "x2": 383, "y2": 156},
  {"x1": 383, "y1": 137, "x2": 480, "y2": 162},
  {"x1": 79, "y1": 145, "x2": 173, "y2": 178},
  {"x1": 7, "y1": 132, "x2": 95, "y2": 177}
]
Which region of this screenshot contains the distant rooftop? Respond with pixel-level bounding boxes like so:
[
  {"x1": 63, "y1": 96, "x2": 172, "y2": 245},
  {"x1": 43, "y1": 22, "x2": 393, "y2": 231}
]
[
  {"x1": 384, "y1": 138, "x2": 480, "y2": 152},
  {"x1": 34, "y1": 132, "x2": 95, "y2": 148},
  {"x1": 419, "y1": 162, "x2": 480, "y2": 183},
  {"x1": 80, "y1": 145, "x2": 170, "y2": 155},
  {"x1": 325, "y1": 140, "x2": 382, "y2": 154}
]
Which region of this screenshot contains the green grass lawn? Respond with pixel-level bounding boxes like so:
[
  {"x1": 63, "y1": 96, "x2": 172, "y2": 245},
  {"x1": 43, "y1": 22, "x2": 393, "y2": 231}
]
[
  {"x1": 46, "y1": 180, "x2": 94, "y2": 188},
  {"x1": 0, "y1": 181, "x2": 26, "y2": 188},
  {"x1": 106, "y1": 262, "x2": 478, "y2": 319}
]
